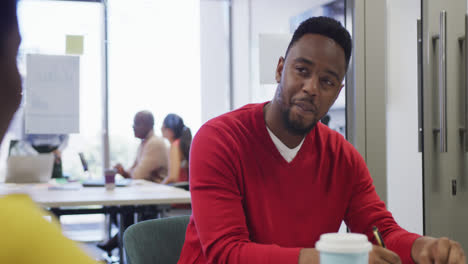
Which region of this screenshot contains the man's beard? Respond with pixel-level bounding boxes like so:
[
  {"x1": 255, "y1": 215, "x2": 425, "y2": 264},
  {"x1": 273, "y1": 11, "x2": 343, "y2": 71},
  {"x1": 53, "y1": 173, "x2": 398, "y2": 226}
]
[
  {"x1": 274, "y1": 84, "x2": 318, "y2": 135},
  {"x1": 281, "y1": 106, "x2": 318, "y2": 136}
]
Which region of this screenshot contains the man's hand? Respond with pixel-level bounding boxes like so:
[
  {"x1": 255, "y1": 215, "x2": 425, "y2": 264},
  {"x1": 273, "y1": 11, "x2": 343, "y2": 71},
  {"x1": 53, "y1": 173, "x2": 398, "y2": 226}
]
[
  {"x1": 369, "y1": 245, "x2": 401, "y2": 264},
  {"x1": 113, "y1": 163, "x2": 127, "y2": 177},
  {"x1": 298, "y1": 248, "x2": 319, "y2": 264},
  {"x1": 52, "y1": 149, "x2": 61, "y2": 159},
  {"x1": 412, "y1": 237, "x2": 466, "y2": 264},
  {"x1": 52, "y1": 149, "x2": 61, "y2": 163}
]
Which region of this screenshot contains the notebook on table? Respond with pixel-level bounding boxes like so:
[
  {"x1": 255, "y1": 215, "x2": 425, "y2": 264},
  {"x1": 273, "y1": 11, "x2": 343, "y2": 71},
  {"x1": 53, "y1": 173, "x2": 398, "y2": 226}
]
[
  {"x1": 78, "y1": 152, "x2": 131, "y2": 187},
  {"x1": 82, "y1": 178, "x2": 132, "y2": 187}
]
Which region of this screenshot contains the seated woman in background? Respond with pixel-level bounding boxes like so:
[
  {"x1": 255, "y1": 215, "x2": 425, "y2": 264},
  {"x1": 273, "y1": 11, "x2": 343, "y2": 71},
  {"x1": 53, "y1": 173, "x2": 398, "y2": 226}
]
[{"x1": 161, "y1": 114, "x2": 192, "y2": 184}]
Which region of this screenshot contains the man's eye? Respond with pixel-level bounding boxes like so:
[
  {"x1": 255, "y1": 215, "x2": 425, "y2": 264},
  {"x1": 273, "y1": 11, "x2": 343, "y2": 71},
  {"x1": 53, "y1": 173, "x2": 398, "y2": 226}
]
[
  {"x1": 322, "y1": 78, "x2": 335, "y2": 87},
  {"x1": 296, "y1": 67, "x2": 308, "y2": 74}
]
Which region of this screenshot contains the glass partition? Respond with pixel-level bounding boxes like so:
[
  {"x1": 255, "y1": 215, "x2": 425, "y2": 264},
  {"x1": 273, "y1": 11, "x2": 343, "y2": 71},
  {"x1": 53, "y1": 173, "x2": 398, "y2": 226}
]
[
  {"x1": 0, "y1": 0, "x2": 105, "y2": 179},
  {"x1": 107, "y1": 0, "x2": 202, "y2": 169}
]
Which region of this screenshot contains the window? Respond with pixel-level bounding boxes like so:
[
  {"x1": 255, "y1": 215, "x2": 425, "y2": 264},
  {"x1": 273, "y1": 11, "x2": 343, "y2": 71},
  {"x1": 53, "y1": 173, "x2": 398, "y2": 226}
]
[
  {"x1": 1, "y1": 0, "x2": 220, "y2": 179},
  {"x1": 107, "y1": 0, "x2": 202, "y2": 168},
  {"x1": 0, "y1": 0, "x2": 105, "y2": 178}
]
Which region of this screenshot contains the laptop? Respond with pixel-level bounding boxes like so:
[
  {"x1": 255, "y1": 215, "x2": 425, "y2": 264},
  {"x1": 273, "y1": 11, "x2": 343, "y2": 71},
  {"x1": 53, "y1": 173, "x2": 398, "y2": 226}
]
[
  {"x1": 78, "y1": 152, "x2": 131, "y2": 187},
  {"x1": 5, "y1": 154, "x2": 55, "y2": 183}
]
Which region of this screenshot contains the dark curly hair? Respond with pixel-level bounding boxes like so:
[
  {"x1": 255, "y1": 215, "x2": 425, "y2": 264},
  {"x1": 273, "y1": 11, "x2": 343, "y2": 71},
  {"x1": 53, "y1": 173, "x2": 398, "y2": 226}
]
[
  {"x1": 0, "y1": 0, "x2": 18, "y2": 56},
  {"x1": 163, "y1": 113, "x2": 192, "y2": 161},
  {"x1": 286, "y1": 16, "x2": 352, "y2": 69}
]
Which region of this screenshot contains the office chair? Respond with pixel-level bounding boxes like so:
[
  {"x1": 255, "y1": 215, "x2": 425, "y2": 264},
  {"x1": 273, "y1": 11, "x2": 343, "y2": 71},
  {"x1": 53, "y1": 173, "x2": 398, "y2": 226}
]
[{"x1": 123, "y1": 215, "x2": 190, "y2": 264}]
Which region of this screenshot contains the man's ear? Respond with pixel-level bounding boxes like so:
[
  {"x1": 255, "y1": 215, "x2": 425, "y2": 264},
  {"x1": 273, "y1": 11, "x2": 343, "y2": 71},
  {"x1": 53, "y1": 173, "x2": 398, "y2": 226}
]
[{"x1": 275, "y1": 56, "x2": 285, "y2": 83}]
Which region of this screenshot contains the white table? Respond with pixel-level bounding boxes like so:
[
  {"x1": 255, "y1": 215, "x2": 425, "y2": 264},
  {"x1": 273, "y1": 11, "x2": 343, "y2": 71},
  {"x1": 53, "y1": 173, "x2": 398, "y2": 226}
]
[
  {"x1": 0, "y1": 180, "x2": 191, "y2": 207},
  {"x1": 0, "y1": 180, "x2": 191, "y2": 263}
]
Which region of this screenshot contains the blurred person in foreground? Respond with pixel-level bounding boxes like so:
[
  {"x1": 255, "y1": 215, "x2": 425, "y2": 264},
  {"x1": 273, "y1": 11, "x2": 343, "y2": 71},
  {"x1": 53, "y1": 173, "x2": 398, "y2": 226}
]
[
  {"x1": 177, "y1": 17, "x2": 466, "y2": 264},
  {"x1": 0, "y1": 0, "x2": 96, "y2": 263}
]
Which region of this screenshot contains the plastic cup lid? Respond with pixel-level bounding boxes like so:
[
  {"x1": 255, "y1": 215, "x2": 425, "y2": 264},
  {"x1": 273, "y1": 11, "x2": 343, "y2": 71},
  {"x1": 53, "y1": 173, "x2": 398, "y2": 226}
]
[{"x1": 316, "y1": 233, "x2": 372, "y2": 253}]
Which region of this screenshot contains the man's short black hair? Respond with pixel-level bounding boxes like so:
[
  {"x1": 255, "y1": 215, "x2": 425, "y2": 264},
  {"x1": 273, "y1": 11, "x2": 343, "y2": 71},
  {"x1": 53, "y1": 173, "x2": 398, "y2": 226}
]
[
  {"x1": 0, "y1": 0, "x2": 18, "y2": 55},
  {"x1": 285, "y1": 16, "x2": 352, "y2": 69}
]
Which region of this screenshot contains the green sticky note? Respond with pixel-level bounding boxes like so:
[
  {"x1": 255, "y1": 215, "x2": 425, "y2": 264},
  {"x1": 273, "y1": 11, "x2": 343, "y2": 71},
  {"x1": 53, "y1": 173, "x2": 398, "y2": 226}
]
[{"x1": 66, "y1": 35, "x2": 84, "y2": 55}]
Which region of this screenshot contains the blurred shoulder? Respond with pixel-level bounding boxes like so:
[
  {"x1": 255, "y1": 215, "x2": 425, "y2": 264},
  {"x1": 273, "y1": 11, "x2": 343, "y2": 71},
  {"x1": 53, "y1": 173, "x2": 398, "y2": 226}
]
[{"x1": 147, "y1": 134, "x2": 167, "y2": 149}]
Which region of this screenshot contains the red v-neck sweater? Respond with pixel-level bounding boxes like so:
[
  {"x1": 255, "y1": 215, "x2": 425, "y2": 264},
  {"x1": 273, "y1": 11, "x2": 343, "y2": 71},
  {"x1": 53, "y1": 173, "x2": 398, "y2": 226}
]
[{"x1": 178, "y1": 102, "x2": 420, "y2": 264}]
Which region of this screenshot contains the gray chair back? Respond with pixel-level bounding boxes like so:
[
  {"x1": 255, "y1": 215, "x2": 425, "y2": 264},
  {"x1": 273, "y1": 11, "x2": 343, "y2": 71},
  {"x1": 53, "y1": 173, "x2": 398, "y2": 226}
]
[{"x1": 124, "y1": 215, "x2": 190, "y2": 264}]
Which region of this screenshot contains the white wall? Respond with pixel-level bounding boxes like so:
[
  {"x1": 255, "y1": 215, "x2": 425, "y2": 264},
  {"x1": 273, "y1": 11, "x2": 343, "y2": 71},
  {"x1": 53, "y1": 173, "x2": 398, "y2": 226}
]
[
  {"x1": 200, "y1": 0, "x2": 231, "y2": 123},
  {"x1": 386, "y1": 0, "x2": 423, "y2": 234},
  {"x1": 232, "y1": 0, "x2": 252, "y2": 109}
]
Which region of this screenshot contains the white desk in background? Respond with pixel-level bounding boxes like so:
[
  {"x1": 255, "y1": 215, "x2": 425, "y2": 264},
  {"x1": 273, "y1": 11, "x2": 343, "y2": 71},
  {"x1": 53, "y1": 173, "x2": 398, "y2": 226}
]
[
  {"x1": 0, "y1": 180, "x2": 191, "y2": 207},
  {"x1": 0, "y1": 180, "x2": 191, "y2": 264}
]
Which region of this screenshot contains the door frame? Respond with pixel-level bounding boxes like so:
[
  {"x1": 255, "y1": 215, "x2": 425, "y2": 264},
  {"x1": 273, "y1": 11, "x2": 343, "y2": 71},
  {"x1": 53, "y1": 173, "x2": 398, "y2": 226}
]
[{"x1": 346, "y1": 0, "x2": 388, "y2": 202}]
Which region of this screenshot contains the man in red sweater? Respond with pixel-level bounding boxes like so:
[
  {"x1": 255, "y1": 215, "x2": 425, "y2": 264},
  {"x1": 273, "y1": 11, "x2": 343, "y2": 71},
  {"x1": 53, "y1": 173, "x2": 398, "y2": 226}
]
[{"x1": 178, "y1": 17, "x2": 465, "y2": 264}]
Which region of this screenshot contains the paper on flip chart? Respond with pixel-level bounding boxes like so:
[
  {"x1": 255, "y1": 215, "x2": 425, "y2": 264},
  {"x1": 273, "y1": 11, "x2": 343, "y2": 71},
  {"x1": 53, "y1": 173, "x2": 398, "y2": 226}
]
[{"x1": 25, "y1": 54, "x2": 80, "y2": 134}]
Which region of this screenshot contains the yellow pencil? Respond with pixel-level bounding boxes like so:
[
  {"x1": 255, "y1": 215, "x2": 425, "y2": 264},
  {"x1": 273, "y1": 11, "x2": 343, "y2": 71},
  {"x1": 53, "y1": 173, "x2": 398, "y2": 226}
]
[{"x1": 372, "y1": 226, "x2": 386, "y2": 248}]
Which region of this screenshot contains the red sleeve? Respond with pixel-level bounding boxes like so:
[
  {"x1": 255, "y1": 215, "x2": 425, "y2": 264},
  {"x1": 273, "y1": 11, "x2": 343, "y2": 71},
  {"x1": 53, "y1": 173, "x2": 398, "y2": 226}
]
[
  {"x1": 189, "y1": 124, "x2": 302, "y2": 264},
  {"x1": 344, "y1": 145, "x2": 421, "y2": 264}
]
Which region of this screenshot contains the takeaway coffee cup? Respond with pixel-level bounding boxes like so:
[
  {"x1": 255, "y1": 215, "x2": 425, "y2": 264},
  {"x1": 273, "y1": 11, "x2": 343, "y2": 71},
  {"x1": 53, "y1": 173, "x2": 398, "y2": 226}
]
[
  {"x1": 104, "y1": 169, "x2": 116, "y2": 190},
  {"x1": 316, "y1": 233, "x2": 372, "y2": 264}
]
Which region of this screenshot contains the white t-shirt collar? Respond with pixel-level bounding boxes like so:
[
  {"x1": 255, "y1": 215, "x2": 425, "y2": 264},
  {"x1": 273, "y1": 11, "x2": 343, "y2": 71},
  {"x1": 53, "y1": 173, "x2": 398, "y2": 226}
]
[{"x1": 266, "y1": 126, "x2": 305, "y2": 163}]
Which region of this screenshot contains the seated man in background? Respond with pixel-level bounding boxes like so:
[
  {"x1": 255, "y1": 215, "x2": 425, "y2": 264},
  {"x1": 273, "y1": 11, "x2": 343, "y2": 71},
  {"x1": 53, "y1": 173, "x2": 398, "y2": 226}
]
[
  {"x1": 98, "y1": 110, "x2": 168, "y2": 253},
  {"x1": 0, "y1": 0, "x2": 96, "y2": 263},
  {"x1": 114, "y1": 110, "x2": 168, "y2": 183}
]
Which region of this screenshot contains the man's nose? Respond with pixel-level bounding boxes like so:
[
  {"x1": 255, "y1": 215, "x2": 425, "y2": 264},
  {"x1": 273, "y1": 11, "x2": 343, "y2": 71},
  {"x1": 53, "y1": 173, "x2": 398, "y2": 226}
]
[{"x1": 302, "y1": 76, "x2": 319, "y2": 95}]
